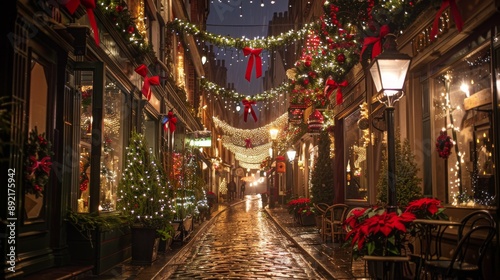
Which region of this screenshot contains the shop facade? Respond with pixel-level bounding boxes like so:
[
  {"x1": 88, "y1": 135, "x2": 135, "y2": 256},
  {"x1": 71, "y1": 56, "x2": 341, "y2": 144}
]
[{"x1": 1, "y1": 0, "x2": 208, "y2": 278}]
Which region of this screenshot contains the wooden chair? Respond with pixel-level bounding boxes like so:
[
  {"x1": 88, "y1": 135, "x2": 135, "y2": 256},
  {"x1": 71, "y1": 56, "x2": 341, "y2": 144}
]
[
  {"x1": 322, "y1": 204, "x2": 348, "y2": 243},
  {"x1": 313, "y1": 203, "x2": 329, "y2": 234},
  {"x1": 425, "y1": 225, "x2": 496, "y2": 280}
]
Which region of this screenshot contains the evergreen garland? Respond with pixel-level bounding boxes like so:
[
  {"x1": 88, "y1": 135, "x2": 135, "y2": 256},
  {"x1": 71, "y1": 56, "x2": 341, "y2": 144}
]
[
  {"x1": 376, "y1": 136, "x2": 422, "y2": 207},
  {"x1": 310, "y1": 131, "x2": 335, "y2": 204}
]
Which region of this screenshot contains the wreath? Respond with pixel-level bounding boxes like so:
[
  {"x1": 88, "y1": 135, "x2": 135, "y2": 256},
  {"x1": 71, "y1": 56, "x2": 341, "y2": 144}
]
[
  {"x1": 24, "y1": 127, "x2": 53, "y2": 197},
  {"x1": 436, "y1": 131, "x2": 453, "y2": 159}
]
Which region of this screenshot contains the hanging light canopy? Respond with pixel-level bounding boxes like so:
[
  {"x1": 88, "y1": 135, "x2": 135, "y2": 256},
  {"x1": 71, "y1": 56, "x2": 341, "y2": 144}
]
[{"x1": 369, "y1": 34, "x2": 411, "y2": 106}]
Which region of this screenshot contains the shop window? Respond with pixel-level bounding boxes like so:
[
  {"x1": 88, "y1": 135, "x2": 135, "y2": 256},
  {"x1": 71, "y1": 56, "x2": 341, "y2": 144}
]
[
  {"x1": 29, "y1": 59, "x2": 48, "y2": 133},
  {"x1": 77, "y1": 72, "x2": 125, "y2": 213},
  {"x1": 144, "y1": 113, "x2": 158, "y2": 154},
  {"x1": 432, "y1": 45, "x2": 495, "y2": 207},
  {"x1": 344, "y1": 108, "x2": 368, "y2": 201}
]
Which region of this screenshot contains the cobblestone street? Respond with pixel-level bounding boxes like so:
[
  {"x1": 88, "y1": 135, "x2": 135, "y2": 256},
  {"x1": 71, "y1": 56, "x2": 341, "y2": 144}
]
[{"x1": 157, "y1": 197, "x2": 325, "y2": 279}]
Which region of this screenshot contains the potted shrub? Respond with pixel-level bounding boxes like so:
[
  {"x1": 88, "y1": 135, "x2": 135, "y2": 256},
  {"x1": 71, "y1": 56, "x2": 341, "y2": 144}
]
[
  {"x1": 117, "y1": 132, "x2": 173, "y2": 264},
  {"x1": 310, "y1": 131, "x2": 335, "y2": 205},
  {"x1": 287, "y1": 197, "x2": 315, "y2": 225}
]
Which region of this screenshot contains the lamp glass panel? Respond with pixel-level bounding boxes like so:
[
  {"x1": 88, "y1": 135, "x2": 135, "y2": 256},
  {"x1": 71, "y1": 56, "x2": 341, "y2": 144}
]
[
  {"x1": 287, "y1": 150, "x2": 296, "y2": 161},
  {"x1": 378, "y1": 59, "x2": 410, "y2": 94},
  {"x1": 369, "y1": 62, "x2": 382, "y2": 93}
]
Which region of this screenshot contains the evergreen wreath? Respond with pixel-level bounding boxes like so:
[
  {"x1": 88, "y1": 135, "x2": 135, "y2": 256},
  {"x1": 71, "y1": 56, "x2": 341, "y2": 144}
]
[
  {"x1": 24, "y1": 127, "x2": 53, "y2": 197},
  {"x1": 436, "y1": 131, "x2": 453, "y2": 159}
]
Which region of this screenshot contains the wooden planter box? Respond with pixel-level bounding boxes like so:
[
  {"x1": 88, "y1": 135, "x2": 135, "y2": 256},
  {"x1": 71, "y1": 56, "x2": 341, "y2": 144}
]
[
  {"x1": 67, "y1": 223, "x2": 131, "y2": 275},
  {"x1": 172, "y1": 215, "x2": 194, "y2": 243}
]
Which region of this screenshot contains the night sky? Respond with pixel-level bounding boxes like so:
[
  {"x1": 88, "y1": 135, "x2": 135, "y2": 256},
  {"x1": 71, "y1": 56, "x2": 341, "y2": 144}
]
[{"x1": 206, "y1": 1, "x2": 289, "y2": 96}]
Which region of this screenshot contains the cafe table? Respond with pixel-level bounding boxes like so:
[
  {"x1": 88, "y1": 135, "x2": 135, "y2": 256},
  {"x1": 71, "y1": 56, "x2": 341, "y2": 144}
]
[{"x1": 412, "y1": 219, "x2": 461, "y2": 279}]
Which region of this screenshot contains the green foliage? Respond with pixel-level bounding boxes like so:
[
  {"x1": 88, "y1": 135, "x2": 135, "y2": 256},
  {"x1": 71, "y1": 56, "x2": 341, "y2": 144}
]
[
  {"x1": 67, "y1": 209, "x2": 129, "y2": 247},
  {"x1": 376, "y1": 136, "x2": 422, "y2": 207},
  {"x1": 117, "y1": 132, "x2": 173, "y2": 230},
  {"x1": 310, "y1": 131, "x2": 335, "y2": 204}
]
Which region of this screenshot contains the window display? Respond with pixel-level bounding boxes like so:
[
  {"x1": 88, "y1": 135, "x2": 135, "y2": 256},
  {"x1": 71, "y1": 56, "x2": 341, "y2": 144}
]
[
  {"x1": 344, "y1": 108, "x2": 368, "y2": 201},
  {"x1": 433, "y1": 45, "x2": 495, "y2": 206}
]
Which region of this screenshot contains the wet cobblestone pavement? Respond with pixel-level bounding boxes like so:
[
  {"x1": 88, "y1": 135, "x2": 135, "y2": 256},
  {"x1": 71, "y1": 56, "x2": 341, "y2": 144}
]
[
  {"x1": 158, "y1": 197, "x2": 325, "y2": 279},
  {"x1": 90, "y1": 195, "x2": 369, "y2": 279}
]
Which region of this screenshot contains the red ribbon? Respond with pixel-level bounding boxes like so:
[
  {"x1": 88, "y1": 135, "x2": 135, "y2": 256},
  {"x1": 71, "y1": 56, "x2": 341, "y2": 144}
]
[
  {"x1": 242, "y1": 99, "x2": 257, "y2": 122},
  {"x1": 28, "y1": 156, "x2": 52, "y2": 174},
  {"x1": 166, "y1": 111, "x2": 177, "y2": 133},
  {"x1": 245, "y1": 138, "x2": 253, "y2": 149},
  {"x1": 324, "y1": 77, "x2": 348, "y2": 105},
  {"x1": 360, "y1": 25, "x2": 390, "y2": 59},
  {"x1": 64, "y1": 0, "x2": 100, "y2": 46},
  {"x1": 135, "y1": 64, "x2": 160, "y2": 101},
  {"x1": 430, "y1": 0, "x2": 463, "y2": 41},
  {"x1": 243, "y1": 47, "x2": 263, "y2": 81}
]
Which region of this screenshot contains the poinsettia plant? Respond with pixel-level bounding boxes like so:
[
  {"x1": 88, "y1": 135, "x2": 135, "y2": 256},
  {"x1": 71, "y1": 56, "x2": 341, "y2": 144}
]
[
  {"x1": 287, "y1": 198, "x2": 314, "y2": 216},
  {"x1": 344, "y1": 197, "x2": 447, "y2": 259}
]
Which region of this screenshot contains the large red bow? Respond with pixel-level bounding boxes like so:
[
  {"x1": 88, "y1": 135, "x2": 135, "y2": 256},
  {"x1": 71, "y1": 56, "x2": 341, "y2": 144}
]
[
  {"x1": 64, "y1": 0, "x2": 99, "y2": 46},
  {"x1": 28, "y1": 156, "x2": 52, "y2": 174},
  {"x1": 166, "y1": 111, "x2": 177, "y2": 133},
  {"x1": 243, "y1": 47, "x2": 263, "y2": 81},
  {"x1": 245, "y1": 138, "x2": 253, "y2": 149},
  {"x1": 135, "y1": 64, "x2": 160, "y2": 101},
  {"x1": 324, "y1": 77, "x2": 348, "y2": 105},
  {"x1": 360, "y1": 25, "x2": 390, "y2": 59},
  {"x1": 242, "y1": 99, "x2": 257, "y2": 122},
  {"x1": 430, "y1": 0, "x2": 463, "y2": 41}
]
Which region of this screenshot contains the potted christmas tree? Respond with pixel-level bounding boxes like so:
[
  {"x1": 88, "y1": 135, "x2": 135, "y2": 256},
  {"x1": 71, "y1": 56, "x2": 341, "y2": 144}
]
[
  {"x1": 117, "y1": 132, "x2": 173, "y2": 264},
  {"x1": 310, "y1": 130, "x2": 335, "y2": 229},
  {"x1": 376, "y1": 136, "x2": 422, "y2": 207}
]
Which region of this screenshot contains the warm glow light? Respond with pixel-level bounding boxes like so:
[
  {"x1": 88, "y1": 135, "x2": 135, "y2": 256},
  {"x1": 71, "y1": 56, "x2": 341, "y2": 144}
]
[{"x1": 269, "y1": 128, "x2": 279, "y2": 140}]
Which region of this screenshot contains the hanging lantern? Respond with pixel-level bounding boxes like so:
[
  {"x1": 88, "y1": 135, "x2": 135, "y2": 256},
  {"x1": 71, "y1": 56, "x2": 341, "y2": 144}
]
[{"x1": 307, "y1": 109, "x2": 324, "y2": 134}]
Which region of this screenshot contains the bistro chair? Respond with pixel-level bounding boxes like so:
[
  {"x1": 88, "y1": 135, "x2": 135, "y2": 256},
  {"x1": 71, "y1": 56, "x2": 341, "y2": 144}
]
[
  {"x1": 457, "y1": 210, "x2": 496, "y2": 240},
  {"x1": 313, "y1": 203, "x2": 329, "y2": 234},
  {"x1": 322, "y1": 204, "x2": 348, "y2": 243},
  {"x1": 424, "y1": 225, "x2": 496, "y2": 280}
]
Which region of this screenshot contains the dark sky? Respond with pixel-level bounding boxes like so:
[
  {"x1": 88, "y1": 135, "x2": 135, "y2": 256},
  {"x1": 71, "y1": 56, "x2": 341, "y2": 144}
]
[{"x1": 206, "y1": 1, "x2": 289, "y2": 96}]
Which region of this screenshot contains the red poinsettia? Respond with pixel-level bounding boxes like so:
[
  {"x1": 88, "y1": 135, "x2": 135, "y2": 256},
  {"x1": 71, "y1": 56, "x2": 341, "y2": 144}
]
[
  {"x1": 344, "y1": 207, "x2": 416, "y2": 259},
  {"x1": 404, "y1": 197, "x2": 447, "y2": 220}
]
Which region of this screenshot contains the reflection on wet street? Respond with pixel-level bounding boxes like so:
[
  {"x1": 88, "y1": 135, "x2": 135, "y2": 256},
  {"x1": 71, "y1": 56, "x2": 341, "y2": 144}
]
[{"x1": 163, "y1": 197, "x2": 324, "y2": 279}]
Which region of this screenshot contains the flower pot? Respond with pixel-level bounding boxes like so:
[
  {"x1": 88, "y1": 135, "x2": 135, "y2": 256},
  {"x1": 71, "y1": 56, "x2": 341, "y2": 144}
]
[
  {"x1": 131, "y1": 226, "x2": 160, "y2": 265},
  {"x1": 300, "y1": 213, "x2": 316, "y2": 226},
  {"x1": 158, "y1": 236, "x2": 173, "y2": 252}
]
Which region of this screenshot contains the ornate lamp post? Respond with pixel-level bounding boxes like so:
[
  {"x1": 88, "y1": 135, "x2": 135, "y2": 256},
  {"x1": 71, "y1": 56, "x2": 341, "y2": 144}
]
[
  {"x1": 269, "y1": 128, "x2": 279, "y2": 208},
  {"x1": 368, "y1": 33, "x2": 412, "y2": 211},
  {"x1": 286, "y1": 147, "x2": 297, "y2": 198}
]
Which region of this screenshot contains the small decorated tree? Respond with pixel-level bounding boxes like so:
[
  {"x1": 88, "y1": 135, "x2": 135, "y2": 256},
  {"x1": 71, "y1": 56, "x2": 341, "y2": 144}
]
[
  {"x1": 311, "y1": 130, "x2": 335, "y2": 204},
  {"x1": 377, "y1": 136, "x2": 422, "y2": 207},
  {"x1": 117, "y1": 132, "x2": 172, "y2": 232}
]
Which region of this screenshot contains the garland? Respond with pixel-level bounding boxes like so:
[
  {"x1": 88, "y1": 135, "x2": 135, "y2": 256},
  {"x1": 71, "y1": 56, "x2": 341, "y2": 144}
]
[
  {"x1": 167, "y1": 18, "x2": 317, "y2": 49},
  {"x1": 201, "y1": 79, "x2": 289, "y2": 102},
  {"x1": 436, "y1": 131, "x2": 453, "y2": 159},
  {"x1": 24, "y1": 127, "x2": 53, "y2": 197}
]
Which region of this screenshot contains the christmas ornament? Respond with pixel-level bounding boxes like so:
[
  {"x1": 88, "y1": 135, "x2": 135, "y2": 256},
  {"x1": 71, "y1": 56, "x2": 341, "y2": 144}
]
[
  {"x1": 24, "y1": 127, "x2": 53, "y2": 197},
  {"x1": 64, "y1": 0, "x2": 100, "y2": 46},
  {"x1": 243, "y1": 47, "x2": 263, "y2": 81},
  {"x1": 308, "y1": 109, "x2": 324, "y2": 133},
  {"x1": 242, "y1": 99, "x2": 258, "y2": 122},
  {"x1": 436, "y1": 131, "x2": 453, "y2": 159}
]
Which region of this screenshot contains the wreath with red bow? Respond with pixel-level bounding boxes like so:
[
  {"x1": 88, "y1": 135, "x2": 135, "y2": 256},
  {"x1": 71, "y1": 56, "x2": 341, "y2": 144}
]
[
  {"x1": 24, "y1": 127, "x2": 53, "y2": 197},
  {"x1": 436, "y1": 131, "x2": 453, "y2": 159}
]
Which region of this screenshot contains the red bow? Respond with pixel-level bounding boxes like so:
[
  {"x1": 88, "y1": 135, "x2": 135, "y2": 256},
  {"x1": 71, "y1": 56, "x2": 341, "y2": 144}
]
[
  {"x1": 166, "y1": 111, "x2": 177, "y2": 133},
  {"x1": 28, "y1": 156, "x2": 52, "y2": 174},
  {"x1": 64, "y1": 0, "x2": 99, "y2": 46},
  {"x1": 361, "y1": 25, "x2": 390, "y2": 59},
  {"x1": 245, "y1": 138, "x2": 252, "y2": 149},
  {"x1": 324, "y1": 77, "x2": 348, "y2": 105},
  {"x1": 242, "y1": 99, "x2": 257, "y2": 122},
  {"x1": 135, "y1": 64, "x2": 160, "y2": 101},
  {"x1": 430, "y1": 0, "x2": 463, "y2": 41},
  {"x1": 243, "y1": 47, "x2": 263, "y2": 81}
]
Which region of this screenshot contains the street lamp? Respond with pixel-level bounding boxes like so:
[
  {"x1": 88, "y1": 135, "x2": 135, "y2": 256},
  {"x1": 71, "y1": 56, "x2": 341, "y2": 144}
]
[
  {"x1": 286, "y1": 147, "x2": 296, "y2": 198},
  {"x1": 368, "y1": 33, "x2": 412, "y2": 211},
  {"x1": 269, "y1": 128, "x2": 279, "y2": 208}
]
